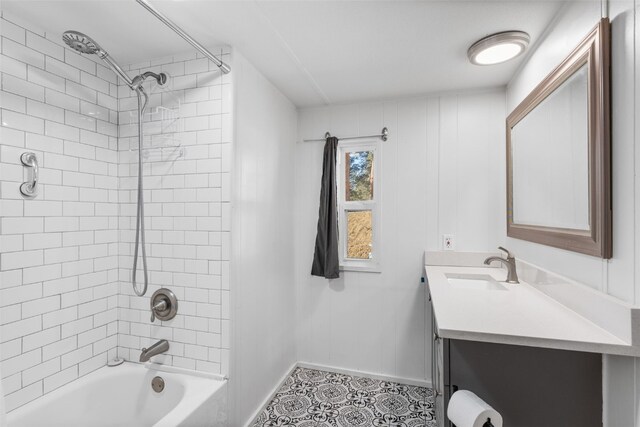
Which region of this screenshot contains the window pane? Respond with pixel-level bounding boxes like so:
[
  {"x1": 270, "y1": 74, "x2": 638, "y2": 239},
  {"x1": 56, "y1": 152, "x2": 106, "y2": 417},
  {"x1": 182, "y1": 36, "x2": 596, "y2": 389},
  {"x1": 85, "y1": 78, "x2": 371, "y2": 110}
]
[
  {"x1": 345, "y1": 151, "x2": 374, "y2": 201},
  {"x1": 346, "y1": 210, "x2": 373, "y2": 259}
]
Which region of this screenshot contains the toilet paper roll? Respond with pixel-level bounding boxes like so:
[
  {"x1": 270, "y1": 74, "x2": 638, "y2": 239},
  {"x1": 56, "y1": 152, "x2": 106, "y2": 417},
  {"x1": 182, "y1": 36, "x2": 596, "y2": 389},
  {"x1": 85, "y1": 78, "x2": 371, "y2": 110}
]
[{"x1": 447, "y1": 390, "x2": 503, "y2": 427}]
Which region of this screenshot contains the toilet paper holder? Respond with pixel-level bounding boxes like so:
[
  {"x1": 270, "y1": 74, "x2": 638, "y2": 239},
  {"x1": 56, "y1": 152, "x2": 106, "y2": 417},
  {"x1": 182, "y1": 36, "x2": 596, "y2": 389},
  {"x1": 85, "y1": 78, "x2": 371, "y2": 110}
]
[
  {"x1": 451, "y1": 386, "x2": 496, "y2": 427},
  {"x1": 448, "y1": 387, "x2": 502, "y2": 427}
]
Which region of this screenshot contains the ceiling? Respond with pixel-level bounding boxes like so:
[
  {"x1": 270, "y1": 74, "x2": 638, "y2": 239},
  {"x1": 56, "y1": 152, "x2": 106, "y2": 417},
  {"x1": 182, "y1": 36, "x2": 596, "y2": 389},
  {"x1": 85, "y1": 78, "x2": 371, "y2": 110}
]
[{"x1": 1, "y1": 0, "x2": 569, "y2": 107}]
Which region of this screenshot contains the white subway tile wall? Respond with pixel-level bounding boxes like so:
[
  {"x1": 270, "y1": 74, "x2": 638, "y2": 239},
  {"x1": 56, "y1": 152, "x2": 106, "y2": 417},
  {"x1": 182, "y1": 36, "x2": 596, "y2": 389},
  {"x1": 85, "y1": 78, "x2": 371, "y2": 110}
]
[
  {"x1": 1, "y1": 10, "x2": 233, "y2": 412},
  {"x1": 116, "y1": 52, "x2": 232, "y2": 375},
  {"x1": 0, "y1": 12, "x2": 119, "y2": 411}
]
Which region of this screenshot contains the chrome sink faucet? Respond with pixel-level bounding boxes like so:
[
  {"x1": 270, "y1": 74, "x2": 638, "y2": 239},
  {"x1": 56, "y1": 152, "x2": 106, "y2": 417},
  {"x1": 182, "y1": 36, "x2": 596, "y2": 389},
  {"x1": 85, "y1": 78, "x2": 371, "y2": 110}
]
[
  {"x1": 140, "y1": 339, "x2": 170, "y2": 362},
  {"x1": 484, "y1": 247, "x2": 519, "y2": 284}
]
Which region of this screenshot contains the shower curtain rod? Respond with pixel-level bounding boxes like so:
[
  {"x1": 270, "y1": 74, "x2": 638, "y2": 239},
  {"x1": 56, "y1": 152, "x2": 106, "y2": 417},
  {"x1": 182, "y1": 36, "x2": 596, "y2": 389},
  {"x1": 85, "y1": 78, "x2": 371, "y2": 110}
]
[
  {"x1": 136, "y1": 0, "x2": 231, "y2": 74},
  {"x1": 303, "y1": 127, "x2": 389, "y2": 142}
]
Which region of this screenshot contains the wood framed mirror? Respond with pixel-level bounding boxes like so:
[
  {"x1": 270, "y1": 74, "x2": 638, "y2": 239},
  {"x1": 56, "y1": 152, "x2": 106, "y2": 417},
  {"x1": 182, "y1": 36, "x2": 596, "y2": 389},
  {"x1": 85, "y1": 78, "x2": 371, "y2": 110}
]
[{"x1": 506, "y1": 18, "x2": 611, "y2": 258}]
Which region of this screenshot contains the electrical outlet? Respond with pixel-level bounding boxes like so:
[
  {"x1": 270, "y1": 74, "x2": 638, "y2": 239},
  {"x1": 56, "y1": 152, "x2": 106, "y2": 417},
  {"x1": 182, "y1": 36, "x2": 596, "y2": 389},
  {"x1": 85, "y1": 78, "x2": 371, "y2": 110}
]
[{"x1": 443, "y1": 234, "x2": 455, "y2": 251}]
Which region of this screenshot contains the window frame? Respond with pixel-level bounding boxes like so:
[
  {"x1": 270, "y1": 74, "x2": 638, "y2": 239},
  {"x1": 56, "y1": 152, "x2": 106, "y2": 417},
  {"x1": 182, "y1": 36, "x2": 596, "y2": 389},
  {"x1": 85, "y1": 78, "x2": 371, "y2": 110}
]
[{"x1": 336, "y1": 139, "x2": 382, "y2": 273}]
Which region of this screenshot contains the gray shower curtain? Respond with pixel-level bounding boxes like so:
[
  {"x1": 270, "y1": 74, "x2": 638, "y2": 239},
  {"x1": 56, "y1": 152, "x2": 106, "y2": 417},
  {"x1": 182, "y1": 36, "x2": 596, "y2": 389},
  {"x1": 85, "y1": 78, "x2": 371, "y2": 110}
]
[{"x1": 311, "y1": 136, "x2": 340, "y2": 279}]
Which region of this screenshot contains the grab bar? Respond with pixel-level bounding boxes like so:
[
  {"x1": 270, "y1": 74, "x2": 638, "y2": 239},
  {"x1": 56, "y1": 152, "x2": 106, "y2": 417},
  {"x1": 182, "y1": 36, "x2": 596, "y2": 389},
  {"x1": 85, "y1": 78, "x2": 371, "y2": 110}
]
[{"x1": 20, "y1": 152, "x2": 38, "y2": 198}]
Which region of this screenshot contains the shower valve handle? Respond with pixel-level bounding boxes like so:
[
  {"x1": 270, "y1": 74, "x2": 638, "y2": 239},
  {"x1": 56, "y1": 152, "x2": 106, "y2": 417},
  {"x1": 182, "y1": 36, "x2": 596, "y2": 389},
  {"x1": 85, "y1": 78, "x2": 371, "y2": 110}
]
[
  {"x1": 150, "y1": 299, "x2": 167, "y2": 322},
  {"x1": 149, "y1": 288, "x2": 178, "y2": 323}
]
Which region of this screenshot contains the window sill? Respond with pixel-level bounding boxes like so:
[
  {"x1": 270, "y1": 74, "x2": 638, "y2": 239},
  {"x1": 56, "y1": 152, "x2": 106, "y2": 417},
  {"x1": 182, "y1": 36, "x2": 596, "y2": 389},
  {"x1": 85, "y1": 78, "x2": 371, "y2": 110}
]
[{"x1": 339, "y1": 264, "x2": 382, "y2": 273}]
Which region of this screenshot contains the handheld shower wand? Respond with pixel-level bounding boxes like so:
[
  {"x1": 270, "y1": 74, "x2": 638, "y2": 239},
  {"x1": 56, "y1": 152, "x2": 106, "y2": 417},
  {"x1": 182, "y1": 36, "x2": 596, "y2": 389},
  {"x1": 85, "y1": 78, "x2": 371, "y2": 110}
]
[
  {"x1": 62, "y1": 31, "x2": 166, "y2": 90},
  {"x1": 63, "y1": 30, "x2": 167, "y2": 297}
]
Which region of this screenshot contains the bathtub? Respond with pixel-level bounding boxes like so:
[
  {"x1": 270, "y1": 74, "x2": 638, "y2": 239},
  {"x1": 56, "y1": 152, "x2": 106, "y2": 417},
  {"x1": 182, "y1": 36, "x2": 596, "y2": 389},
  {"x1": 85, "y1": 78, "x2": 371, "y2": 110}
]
[{"x1": 6, "y1": 362, "x2": 227, "y2": 427}]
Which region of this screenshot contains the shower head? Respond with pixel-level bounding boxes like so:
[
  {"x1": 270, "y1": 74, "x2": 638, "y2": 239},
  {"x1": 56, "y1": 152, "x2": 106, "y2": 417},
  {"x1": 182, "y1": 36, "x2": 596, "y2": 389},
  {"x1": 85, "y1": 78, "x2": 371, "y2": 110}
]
[
  {"x1": 62, "y1": 31, "x2": 104, "y2": 56},
  {"x1": 62, "y1": 30, "x2": 136, "y2": 88},
  {"x1": 62, "y1": 30, "x2": 167, "y2": 91}
]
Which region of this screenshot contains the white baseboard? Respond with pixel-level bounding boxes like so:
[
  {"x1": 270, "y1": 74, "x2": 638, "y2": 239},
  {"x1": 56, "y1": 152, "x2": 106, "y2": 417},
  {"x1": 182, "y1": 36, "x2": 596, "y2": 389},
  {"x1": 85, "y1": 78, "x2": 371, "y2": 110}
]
[
  {"x1": 243, "y1": 362, "x2": 297, "y2": 427},
  {"x1": 296, "y1": 361, "x2": 432, "y2": 388}
]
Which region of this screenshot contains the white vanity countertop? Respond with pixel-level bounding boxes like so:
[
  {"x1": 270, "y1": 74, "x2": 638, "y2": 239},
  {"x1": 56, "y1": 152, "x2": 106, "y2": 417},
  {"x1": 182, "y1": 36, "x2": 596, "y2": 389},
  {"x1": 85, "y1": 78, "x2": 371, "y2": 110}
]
[{"x1": 425, "y1": 261, "x2": 640, "y2": 356}]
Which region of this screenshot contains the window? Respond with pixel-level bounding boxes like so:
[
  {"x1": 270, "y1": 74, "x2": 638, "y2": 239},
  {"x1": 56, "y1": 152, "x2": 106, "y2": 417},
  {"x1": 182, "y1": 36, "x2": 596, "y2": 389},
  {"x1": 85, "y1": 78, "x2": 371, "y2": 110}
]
[{"x1": 337, "y1": 141, "x2": 381, "y2": 272}]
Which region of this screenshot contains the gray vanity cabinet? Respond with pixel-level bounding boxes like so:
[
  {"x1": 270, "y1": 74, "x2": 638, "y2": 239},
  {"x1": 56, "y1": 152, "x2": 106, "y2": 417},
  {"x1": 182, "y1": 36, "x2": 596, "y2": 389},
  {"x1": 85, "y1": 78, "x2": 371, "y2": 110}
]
[
  {"x1": 430, "y1": 293, "x2": 446, "y2": 426},
  {"x1": 428, "y1": 289, "x2": 602, "y2": 427}
]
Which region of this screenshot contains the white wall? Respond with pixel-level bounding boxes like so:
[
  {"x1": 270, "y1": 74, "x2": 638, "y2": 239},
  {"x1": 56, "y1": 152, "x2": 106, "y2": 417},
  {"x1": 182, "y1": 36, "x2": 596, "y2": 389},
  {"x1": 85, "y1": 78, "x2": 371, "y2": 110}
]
[
  {"x1": 230, "y1": 51, "x2": 297, "y2": 426},
  {"x1": 505, "y1": 1, "x2": 639, "y2": 425},
  {"x1": 116, "y1": 50, "x2": 232, "y2": 375},
  {"x1": 295, "y1": 90, "x2": 505, "y2": 384},
  {"x1": 0, "y1": 11, "x2": 119, "y2": 412}
]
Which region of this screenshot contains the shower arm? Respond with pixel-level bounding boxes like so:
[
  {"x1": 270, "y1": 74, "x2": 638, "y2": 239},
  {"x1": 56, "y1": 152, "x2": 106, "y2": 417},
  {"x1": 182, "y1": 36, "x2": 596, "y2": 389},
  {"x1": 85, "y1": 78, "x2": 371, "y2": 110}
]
[
  {"x1": 103, "y1": 56, "x2": 166, "y2": 91},
  {"x1": 131, "y1": 71, "x2": 167, "y2": 88}
]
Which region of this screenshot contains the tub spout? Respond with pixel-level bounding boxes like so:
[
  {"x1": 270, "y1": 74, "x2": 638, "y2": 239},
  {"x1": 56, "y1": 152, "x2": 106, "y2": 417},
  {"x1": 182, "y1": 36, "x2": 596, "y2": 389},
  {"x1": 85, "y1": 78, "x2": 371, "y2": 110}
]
[{"x1": 140, "y1": 339, "x2": 169, "y2": 362}]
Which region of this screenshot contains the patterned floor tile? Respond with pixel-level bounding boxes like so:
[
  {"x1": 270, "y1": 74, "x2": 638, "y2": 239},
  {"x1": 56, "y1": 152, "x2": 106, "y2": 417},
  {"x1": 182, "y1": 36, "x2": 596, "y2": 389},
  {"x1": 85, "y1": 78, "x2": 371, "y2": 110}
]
[{"x1": 251, "y1": 367, "x2": 436, "y2": 427}]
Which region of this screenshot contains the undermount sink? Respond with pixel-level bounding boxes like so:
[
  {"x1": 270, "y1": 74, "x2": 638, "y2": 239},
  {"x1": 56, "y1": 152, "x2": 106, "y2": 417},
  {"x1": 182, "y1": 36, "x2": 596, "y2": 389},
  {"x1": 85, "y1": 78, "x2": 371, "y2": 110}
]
[{"x1": 445, "y1": 273, "x2": 507, "y2": 291}]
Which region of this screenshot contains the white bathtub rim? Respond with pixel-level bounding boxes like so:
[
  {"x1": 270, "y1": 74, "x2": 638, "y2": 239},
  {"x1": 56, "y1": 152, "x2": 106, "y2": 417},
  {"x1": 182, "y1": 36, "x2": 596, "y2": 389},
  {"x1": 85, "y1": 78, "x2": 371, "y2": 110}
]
[
  {"x1": 142, "y1": 360, "x2": 227, "y2": 381},
  {"x1": 6, "y1": 361, "x2": 226, "y2": 426}
]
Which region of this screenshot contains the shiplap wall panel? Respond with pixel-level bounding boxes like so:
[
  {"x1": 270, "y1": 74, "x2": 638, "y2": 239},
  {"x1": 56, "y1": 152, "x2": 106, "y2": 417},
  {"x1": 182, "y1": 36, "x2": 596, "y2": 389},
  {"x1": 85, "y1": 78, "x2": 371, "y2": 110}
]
[
  {"x1": 295, "y1": 90, "x2": 505, "y2": 384},
  {"x1": 230, "y1": 51, "x2": 297, "y2": 426}
]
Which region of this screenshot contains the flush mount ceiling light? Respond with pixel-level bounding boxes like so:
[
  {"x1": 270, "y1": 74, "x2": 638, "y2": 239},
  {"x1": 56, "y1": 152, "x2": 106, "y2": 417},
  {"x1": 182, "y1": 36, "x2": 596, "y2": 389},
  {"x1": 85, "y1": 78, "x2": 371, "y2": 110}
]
[{"x1": 468, "y1": 31, "x2": 530, "y2": 65}]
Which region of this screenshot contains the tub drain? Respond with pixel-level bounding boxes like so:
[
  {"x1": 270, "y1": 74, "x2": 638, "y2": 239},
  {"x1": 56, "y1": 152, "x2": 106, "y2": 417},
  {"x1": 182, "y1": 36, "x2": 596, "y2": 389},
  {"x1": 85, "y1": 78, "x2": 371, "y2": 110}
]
[{"x1": 152, "y1": 376, "x2": 165, "y2": 393}]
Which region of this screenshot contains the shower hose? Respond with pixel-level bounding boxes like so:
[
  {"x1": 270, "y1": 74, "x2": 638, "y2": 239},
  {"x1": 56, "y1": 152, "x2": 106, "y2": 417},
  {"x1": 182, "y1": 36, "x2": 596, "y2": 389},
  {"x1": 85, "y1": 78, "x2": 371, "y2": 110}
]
[{"x1": 132, "y1": 87, "x2": 149, "y2": 296}]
